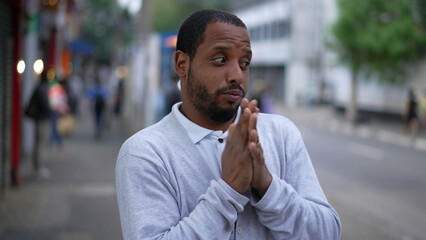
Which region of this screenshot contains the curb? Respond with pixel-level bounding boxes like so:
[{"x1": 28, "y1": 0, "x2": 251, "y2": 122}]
[{"x1": 276, "y1": 106, "x2": 426, "y2": 152}]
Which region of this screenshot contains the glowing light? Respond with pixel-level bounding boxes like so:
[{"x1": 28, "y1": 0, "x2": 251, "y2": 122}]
[
  {"x1": 17, "y1": 60, "x2": 25, "y2": 74},
  {"x1": 165, "y1": 35, "x2": 177, "y2": 47},
  {"x1": 33, "y1": 59, "x2": 44, "y2": 75}
]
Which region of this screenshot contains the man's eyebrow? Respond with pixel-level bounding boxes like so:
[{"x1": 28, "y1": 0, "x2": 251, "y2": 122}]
[{"x1": 211, "y1": 45, "x2": 252, "y2": 56}]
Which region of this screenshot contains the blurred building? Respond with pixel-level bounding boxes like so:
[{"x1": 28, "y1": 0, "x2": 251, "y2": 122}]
[
  {"x1": 233, "y1": 0, "x2": 426, "y2": 116},
  {"x1": 234, "y1": 0, "x2": 325, "y2": 106},
  {"x1": 0, "y1": 0, "x2": 17, "y2": 195},
  {"x1": 0, "y1": 0, "x2": 81, "y2": 196}
]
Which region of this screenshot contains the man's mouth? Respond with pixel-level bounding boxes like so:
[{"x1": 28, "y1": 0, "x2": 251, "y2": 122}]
[{"x1": 221, "y1": 89, "x2": 243, "y2": 102}]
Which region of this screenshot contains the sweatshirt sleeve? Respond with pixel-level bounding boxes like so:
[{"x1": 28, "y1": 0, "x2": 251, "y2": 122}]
[
  {"x1": 250, "y1": 120, "x2": 341, "y2": 240},
  {"x1": 116, "y1": 148, "x2": 249, "y2": 240}
]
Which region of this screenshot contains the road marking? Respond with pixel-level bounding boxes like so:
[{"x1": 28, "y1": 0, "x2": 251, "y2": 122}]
[
  {"x1": 356, "y1": 126, "x2": 372, "y2": 138},
  {"x1": 414, "y1": 138, "x2": 426, "y2": 151},
  {"x1": 59, "y1": 233, "x2": 92, "y2": 240},
  {"x1": 76, "y1": 184, "x2": 116, "y2": 197},
  {"x1": 347, "y1": 141, "x2": 384, "y2": 161}
]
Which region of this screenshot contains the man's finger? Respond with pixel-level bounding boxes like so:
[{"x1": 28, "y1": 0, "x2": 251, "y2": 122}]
[
  {"x1": 240, "y1": 108, "x2": 252, "y2": 140},
  {"x1": 240, "y1": 98, "x2": 249, "y2": 110},
  {"x1": 247, "y1": 99, "x2": 258, "y2": 113},
  {"x1": 248, "y1": 113, "x2": 257, "y2": 133}
]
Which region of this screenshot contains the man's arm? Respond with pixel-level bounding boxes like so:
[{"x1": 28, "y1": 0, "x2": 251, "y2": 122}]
[
  {"x1": 250, "y1": 121, "x2": 341, "y2": 239},
  {"x1": 116, "y1": 150, "x2": 249, "y2": 240}
]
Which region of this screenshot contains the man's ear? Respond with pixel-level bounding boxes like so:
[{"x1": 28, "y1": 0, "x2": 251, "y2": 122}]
[{"x1": 174, "y1": 50, "x2": 189, "y2": 80}]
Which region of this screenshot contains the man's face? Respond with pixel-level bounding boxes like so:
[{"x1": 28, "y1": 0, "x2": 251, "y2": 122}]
[{"x1": 184, "y1": 22, "x2": 252, "y2": 122}]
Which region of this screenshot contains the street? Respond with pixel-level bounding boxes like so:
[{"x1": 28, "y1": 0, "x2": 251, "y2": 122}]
[
  {"x1": 1, "y1": 107, "x2": 426, "y2": 240},
  {"x1": 299, "y1": 125, "x2": 426, "y2": 240},
  {"x1": 0, "y1": 109, "x2": 127, "y2": 240}
]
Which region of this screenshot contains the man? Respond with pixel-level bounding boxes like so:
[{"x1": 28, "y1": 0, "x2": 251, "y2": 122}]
[{"x1": 116, "y1": 9, "x2": 341, "y2": 240}]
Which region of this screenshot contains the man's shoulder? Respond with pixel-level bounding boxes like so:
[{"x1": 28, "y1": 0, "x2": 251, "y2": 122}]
[{"x1": 119, "y1": 114, "x2": 183, "y2": 156}]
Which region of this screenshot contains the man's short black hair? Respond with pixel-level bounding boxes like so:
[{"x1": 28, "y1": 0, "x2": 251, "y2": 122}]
[{"x1": 176, "y1": 9, "x2": 247, "y2": 60}]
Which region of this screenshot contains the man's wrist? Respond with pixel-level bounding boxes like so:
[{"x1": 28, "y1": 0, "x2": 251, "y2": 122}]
[{"x1": 253, "y1": 173, "x2": 272, "y2": 198}]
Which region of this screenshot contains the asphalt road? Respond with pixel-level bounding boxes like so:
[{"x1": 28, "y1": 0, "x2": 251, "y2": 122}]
[
  {"x1": 299, "y1": 125, "x2": 426, "y2": 240},
  {"x1": 2, "y1": 105, "x2": 425, "y2": 240},
  {"x1": 0, "y1": 109, "x2": 126, "y2": 240}
]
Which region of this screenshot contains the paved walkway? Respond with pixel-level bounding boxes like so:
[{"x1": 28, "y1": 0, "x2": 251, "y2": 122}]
[
  {"x1": 0, "y1": 107, "x2": 129, "y2": 240},
  {"x1": 0, "y1": 103, "x2": 424, "y2": 240},
  {"x1": 276, "y1": 105, "x2": 426, "y2": 152}
]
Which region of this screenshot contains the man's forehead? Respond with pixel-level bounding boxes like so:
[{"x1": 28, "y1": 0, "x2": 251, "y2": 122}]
[
  {"x1": 205, "y1": 22, "x2": 249, "y2": 36},
  {"x1": 202, "y1": 22, "x2": 251, "y2": 49}
]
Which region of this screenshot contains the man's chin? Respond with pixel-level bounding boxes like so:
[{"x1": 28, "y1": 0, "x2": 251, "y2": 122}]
[
  {"x1": 222, "y1": 99, "x2": 242, "y2": 109},
  {"x1": 208, "y1": 105, "x2": 238, "y2": 122}
]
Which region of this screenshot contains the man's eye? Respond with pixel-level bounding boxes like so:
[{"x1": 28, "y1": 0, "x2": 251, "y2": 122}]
[
  {"x1": 213, "y1": 57, "x2": 226, "y2": 64},
  {"x1": 240, "y1": 61, "x2": 250, "y2": 68}
]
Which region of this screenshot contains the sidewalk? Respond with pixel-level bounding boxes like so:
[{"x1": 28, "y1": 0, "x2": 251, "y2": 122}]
[
  {"x1": 0, "y1": 107, "x2": 130, "y2": 240},
  {"x1": 276, "y1": 105, "x2": 426, "y2": 152}
]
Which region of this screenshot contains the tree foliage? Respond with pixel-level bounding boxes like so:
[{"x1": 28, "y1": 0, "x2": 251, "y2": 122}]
[
  {"x1": 151, "y1": 0, "x2": 229, "y2": 32},
  {"x1": 80, "y1": 0, "x2": 135, "y2": 65},
  {"x1": 332, "y1": 0, "x2": 426, "y2": 83}
]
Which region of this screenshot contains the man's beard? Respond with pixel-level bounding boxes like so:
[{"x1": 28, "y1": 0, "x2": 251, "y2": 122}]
[{"x1": 186, "y1": 67, "x2": 246, "y2": 123}]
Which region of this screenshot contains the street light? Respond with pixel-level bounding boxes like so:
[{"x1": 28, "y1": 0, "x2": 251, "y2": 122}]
[
  {"x1": 33, "y1": 59, "x2": 44, "y2": 75},
  {"x1": 17, "y1": 60, "x2": 25, "y2": 74}
]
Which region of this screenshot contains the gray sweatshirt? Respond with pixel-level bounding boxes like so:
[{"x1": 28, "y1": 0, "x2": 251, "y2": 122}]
[{"x1": 116, "y1": 105, "x2": 341, "y2": 240}]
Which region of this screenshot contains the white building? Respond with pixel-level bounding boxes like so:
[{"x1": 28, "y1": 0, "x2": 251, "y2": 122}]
[
  {"x1": 235, "y1": 0, "x2": 324, "y2": 106},
  {"x1": 234, "y1": 0, "x2": 426, "y2": 114}
]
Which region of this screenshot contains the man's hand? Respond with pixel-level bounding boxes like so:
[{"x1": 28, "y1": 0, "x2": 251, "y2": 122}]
[
  {"x1": 221, "y1": 98, "x2": 272, "y2": 197},
  {"x1": 221, "y1": 104, "x2": 254, "y2": 194},
  {"x1": 243, "y1": 98, "x2": 272, "y2": 197},
  {"x1": 248, "y1": 126, "x2": 272, "y2": 198}
]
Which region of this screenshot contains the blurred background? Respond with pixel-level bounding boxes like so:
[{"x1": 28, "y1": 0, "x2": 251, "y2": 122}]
[{"x1": 1, "y1": 0, "x2": 426, "y2": 239}]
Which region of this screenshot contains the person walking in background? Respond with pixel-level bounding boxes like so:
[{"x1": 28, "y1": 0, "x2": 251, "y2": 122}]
[
  {"x1": 47, "y1": 70, "x2": 69, "y2": 149},
  {"x1": 68, "y1": 72, "x2": 83, "y2": 116},
  {"x1": 419, "y1": 89, "x2": 426, "y2": 130},
  {"x1": 25, "y1": 69, "x2": 52, "y2": 177},
  {"x1": 87, "y1": 77, "x2": 109, "y2": 139},
  {"x1": 252, "y1": 79, "x2": 275, "y2": 114},
  {"x1": 116, "y1": 9, "x2": 340, "y2": 240},
  {"x1": 403, "y1": 88, "x2": 419, "y2": 135},
  {"x1": 113, "y1": 78, "x2": 124, "y2": 117}
]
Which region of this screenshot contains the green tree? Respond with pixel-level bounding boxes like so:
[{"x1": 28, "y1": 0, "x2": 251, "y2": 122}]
[
  {"x1": 151, "y1": 0, "x2": 229, "y2": 32},
  {"x1": 331, "y1": 0, "x2": 426, "y2": 121},
  {"x1": 80, "y1": 0, "x2": 135, "y2": 65}
]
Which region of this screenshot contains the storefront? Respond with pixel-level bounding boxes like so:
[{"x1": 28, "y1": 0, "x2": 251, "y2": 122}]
[{"x1": 0, "y1": 0, "x2": 18, "y2": 195}]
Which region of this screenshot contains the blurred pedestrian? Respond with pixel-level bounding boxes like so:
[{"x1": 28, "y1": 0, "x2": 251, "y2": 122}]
[
  {"x1": 116, "y1": 9, "x2": 340, "y2": 240},
  {"x1": 69, "y1": 72, "x2": 83, "y2": 116},
  {"x1": 113, "y1": 78, "x2": 124, "y2": 117},
  {"x1": 419, "y1": 89, "x2": 426, "y2": 130},
  {"x1": 252, "y1": 79, "x2": 275, "y2": 113},
  {"x1": 25, "y1": 69, "x2": 52, "y2": 176},
  {"x1": 87, "y1": 77, "x2": 109, "y2": 139},
  {"x1": 403, "y1": 88, "x2": 419, "y2": 135},
  {"x1": 47, "y1": 71, "x2": 69, "y2": 149}
]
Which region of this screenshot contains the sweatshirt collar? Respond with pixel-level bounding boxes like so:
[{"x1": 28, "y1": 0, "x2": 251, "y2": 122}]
[{"x1": 172, "y1": 102, "x2": 241, "y2": 144}]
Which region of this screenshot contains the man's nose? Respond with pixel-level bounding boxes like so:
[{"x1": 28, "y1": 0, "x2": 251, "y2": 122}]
[{"x1": 226, "y1": 61, "x2": 244, "y2": 84}]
